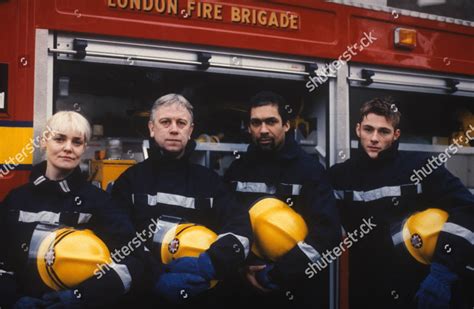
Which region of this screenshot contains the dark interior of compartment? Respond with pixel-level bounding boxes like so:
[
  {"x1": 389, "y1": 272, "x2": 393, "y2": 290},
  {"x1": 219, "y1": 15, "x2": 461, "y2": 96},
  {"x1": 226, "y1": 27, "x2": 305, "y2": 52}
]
[{"x1": 54, "y1": 61, "x2": 309, "y2": 142}]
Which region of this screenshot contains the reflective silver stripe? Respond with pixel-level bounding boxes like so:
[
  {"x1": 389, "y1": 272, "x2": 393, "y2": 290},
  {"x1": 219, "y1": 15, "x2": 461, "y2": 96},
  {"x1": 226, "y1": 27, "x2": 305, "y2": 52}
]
[
  {"x1": 63, "y1": 181, "x2": 71, "y2": 192},
  {"x1": 131, "y1": 194, "x2": 135, "y2": 205},
  {"x1": 359, "y1": 186, "x2": 401, "y2": 201},
  {"x1": 77, "y1": 213, "x2": 93, "y2": 224},
  {"x1": 235, "y1": 182, "x2": 302, "y2": 196},
  {"x1": 59, "y1": 180, "x2": 70, "y2": 193},
  {"x1": 18, "y1": 210, "x2": 60, "y2": 224},
  {"x1": 391, "y1": 230, "x2": 404, "y2": 246},
  {"x1": 442, "y1": 222, "x2": 474, "y2": 245},
  {"x1": 466, "y1": 265, "x2": 474, "y2": 272},
  {"x1": 0, "y1": 269, "x2": 14, "y2": 276},
  {"x1": 109, "y1": 262, "x2": 132, "y2": 292},
  {"x1": 217, "y1": 232, "x2": 250, "y2": 258},
  {"x1": 33, "y1": 176, "x2": 46, "y2": 186},
  {"x1": 235, "y1": 182, "x2": 275, "y2": 194},
  {"x1": 334, "y1": 184, "x2": 422, "y2": 202},
  {"x1": 297, "y1": 241, "x2": 322, "y2": 262},
  {"x1": 334, "y1": 190, "x2": 344, "y2": 200},
  {"x1": 147, "y1": 192, "x2": 195, "y2": 209},
  {"x1": 283, "y1": 183, "x2": 303, "y2": 196},
  {"x1": 18, "y1": 210, "x2": 92, "y2": 225}
]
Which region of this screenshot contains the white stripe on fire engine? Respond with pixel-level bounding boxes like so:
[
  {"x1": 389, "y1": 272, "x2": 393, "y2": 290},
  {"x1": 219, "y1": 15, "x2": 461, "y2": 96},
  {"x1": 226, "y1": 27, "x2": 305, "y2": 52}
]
[
  {"x1": 217, "y1": 232, "x2": 250, "y2": 258},
  {"x1": 298, "y1": 241, "x2": 322, "y2": 262},
  {"x1": 442, "y1": 222, "x2": 474, "y2": 245},
  {"x1": 109, "y1": 262, "x2": 132, "y2": 292},
  {"x1": 333, "y1": 183, "x2": 422, "y2": 202}
]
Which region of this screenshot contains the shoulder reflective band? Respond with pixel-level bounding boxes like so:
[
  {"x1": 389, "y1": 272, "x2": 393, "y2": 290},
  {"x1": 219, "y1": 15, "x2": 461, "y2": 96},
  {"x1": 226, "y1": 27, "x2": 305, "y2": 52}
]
[
  {"x1": 217, "y1": 232, "x2": 250, "y2": 258},
  {"x1": 442, "y1": 222, "x2": 474, "y2": 245},
  {"x1": 333, "y1": 183, "x2": 422, "y2": 202},
  {"x1": 18, "y1": 210, "x2": 92, "y2": 225},
  {"x1": 235, "y1": 181, "x2": 302, "y2": 195},
  {"x1": 109, "y1": 262, "x2": 132, "y2": 292},
  {"x1": 297, "y1": 241, "x2": 322, "y2": 262},
  {"x1": 139, "y1": 192, "x2": 214, "y2": 209}
]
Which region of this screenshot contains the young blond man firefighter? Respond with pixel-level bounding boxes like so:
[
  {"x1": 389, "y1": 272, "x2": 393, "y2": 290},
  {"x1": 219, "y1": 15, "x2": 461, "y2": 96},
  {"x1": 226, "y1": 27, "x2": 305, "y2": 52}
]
[
  {"x1": 111, "y1": 94, "x2": 252, "y2": 306},
  {"x1": 329, "y1": 97, "x2": 474, "y2": 309},
  {"x1": 224, "y1": 91, "x2": 341, "y2": 308}
]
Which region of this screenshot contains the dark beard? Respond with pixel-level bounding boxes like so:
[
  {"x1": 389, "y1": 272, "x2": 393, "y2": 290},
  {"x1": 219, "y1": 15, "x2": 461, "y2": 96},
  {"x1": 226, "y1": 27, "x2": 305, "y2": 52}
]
[{"x1": 256, "y1": 138, "x2": 276, "y2": 151}]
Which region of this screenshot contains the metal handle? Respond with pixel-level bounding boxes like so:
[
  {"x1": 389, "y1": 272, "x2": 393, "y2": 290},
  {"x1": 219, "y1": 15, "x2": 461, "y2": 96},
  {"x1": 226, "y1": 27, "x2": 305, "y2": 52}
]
[
  {"x1": 48, "y1": 48, "x2": 204, "y2": 66},
  {"x1": 347, "y1": 76, "x2": 461, "y2": 92},
  {"x1": 210, "y1": 62, "x2": 309, "y2": 76}
]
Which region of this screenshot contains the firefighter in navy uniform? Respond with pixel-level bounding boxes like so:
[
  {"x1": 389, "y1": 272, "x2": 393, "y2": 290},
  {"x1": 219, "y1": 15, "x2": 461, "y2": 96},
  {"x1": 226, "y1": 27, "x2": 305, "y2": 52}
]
[
  {"x1": 328, "y1": 97, "x2": 474, "y2": 309},
  {"x1": 111, "y1": 94, "x2": 252, "y2": 306},
  {"x1": 224, "y1": 91, "x2": 341, "y2": 308},
  {"x1": 0, "y1": 111, "x2": 143, "y2": 308}
]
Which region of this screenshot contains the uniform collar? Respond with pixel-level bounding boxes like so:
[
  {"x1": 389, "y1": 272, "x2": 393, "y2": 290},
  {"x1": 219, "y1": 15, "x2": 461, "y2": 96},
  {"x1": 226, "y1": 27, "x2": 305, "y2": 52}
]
[
  {"x1": 354, "y1": 140, "x2": 399, "y2": 166},
  {"x1": 149, "y1": 139, "x2": 196, "y2": 166},
  {"x1": 29, "y1": 161, "x2": 84, "y2": 194},
  {"x1": 246, "y1": 134, "x2": 299, "y2": 161}
]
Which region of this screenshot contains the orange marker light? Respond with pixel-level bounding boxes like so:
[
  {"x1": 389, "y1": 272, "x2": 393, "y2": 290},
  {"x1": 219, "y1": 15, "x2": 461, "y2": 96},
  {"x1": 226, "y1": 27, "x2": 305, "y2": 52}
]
[{"x1": 394, "y1": 28, "x2": 417, "y2": 49}]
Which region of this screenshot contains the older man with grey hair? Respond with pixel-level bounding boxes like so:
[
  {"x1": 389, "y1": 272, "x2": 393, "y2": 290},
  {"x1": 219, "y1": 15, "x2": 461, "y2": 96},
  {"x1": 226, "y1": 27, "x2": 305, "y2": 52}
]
[
  {"x1": 147, "y1": 93, "x2": 195, "y2": 159},
  {"x1": 112, "y1": 93, "x2": 252, "y2": 306}
]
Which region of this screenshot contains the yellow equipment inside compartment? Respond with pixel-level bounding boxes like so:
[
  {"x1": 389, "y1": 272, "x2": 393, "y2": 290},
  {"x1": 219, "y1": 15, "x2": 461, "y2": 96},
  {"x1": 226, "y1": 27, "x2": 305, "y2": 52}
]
[{"x1": 90, "y1": 159, "x2": 135, "y2": 190}]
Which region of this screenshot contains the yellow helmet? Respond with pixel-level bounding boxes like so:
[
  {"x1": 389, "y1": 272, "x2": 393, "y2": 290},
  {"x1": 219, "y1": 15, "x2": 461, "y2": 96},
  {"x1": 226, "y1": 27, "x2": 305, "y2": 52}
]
[
  {"x1": 152, "y1": 217, "x2": 218, "y2": 288},
  {"x1": 36, "y1": 227, "x2": 111, "y2": 291},
  {"x1": 160, "y1": 223, "x2": 218, "y2": 264},
  {"x1": 249, "y1": 197, "x2": 308, "y2": 261},
  {"x1": 399, "y1": 208, "x2": 449, "y2": 265}
]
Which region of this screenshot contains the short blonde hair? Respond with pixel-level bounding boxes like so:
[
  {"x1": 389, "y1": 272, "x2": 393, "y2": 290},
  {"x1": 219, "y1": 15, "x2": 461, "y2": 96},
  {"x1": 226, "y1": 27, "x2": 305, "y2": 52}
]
[{"x1": 44, "y1": 111, "x2": 91, "y2": 142}]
